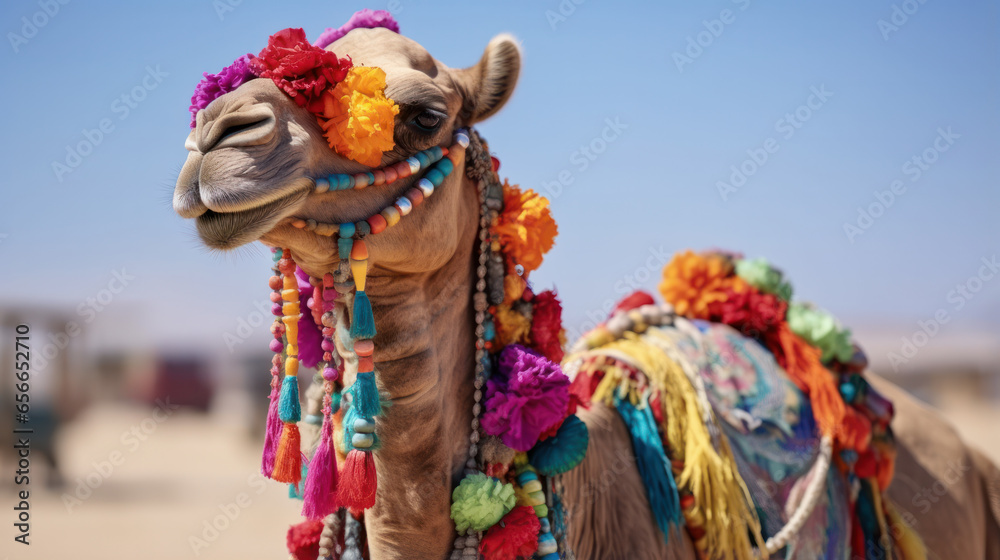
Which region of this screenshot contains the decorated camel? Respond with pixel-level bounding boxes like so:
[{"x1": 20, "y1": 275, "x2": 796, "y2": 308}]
[{"x1": 173, "y1": 10, "x2": 1000, "y2": 560}]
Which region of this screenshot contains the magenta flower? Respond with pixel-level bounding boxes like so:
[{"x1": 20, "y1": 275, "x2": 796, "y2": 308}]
[
  {"x1": 313, "y1": 9, "x2": 400, "y2": 49},
  {"x1": 189, "y1": 54, "x2": 256, "y2": 128},
  {"x1": 482, "y1": 345, "x2": 570, "y2": 451}
]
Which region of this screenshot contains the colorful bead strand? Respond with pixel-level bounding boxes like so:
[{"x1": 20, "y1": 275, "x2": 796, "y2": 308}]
[
  {"x1": 302, "y1": 275, "x2": 341, "y2": 519},
  {"x1": 290, "y1": 130, "x2": 470, "y2": 237},
  {"x1": 261, "y1": 248, "x2": 286, "y2": 476},
  {"x1": 271, "y1": 249, "x2": 303, "y2": 484}
]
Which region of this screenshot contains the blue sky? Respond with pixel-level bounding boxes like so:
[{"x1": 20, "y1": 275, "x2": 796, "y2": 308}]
[{"x1": 1, "y1": 0, "x2": 997, "y2": 356}]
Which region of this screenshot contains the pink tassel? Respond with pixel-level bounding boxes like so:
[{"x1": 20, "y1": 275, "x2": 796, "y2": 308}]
[
  {"x1": 301, "y1": 416, "x2": 339, "y2": 519},
  {"x1": 338, "y1": 449, "x2": 377, "y2": 511},
  {"x1": 261, "y1": 383, "x2": 282, "y2": 476}
]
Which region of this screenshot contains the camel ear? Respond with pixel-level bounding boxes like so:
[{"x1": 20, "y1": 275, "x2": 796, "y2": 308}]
[{"x1": 458, "y1": 34, "x2": 521, "y2": 125}]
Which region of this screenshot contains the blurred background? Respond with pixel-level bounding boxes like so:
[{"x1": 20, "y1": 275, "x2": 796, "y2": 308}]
[{"x1": 0, "y1": 0, "x2": 997, "y2": 558}]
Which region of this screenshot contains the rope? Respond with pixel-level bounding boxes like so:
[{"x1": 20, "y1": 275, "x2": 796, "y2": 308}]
[{"x1": 762, "y1": 435, "x2": 832, "y2": 555}]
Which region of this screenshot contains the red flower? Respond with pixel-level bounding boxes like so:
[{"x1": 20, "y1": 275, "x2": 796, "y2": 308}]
[
  {"x1": 479, "y1": 506, "x2": 540, "y2": 560},
  {"x1": 530, "y1": 290, "x2": 565, "y2": 363},
  {"x1": 250, "y1": 28, "x2": 352, "y2": 114},
  {"x1": 708, "y1": 282, "x2": 787, "y2": 339}
]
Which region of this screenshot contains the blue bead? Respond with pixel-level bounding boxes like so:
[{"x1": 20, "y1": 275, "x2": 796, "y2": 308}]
[
  {"x1": 436, "y1": 158, "x2": 454, "y2": 176},
  {"x1": 840, "y1": 382, "x2": 857, "y2": 403},
  {"x1": 341, "y1": 174, "x2": 354, "y2": 190},
  {"x1": 327, "y1": 174, "x2": 339, "y2": 189},
  {"x1": 430, "y1": 146, "x2": 443, "y2": 161},
  {"x1": 484, "y1": 320, "x2": 495, "y2": 341},
  {"x1": 339, "y1": 222, "x2": 356, "y2": 238},
  {"x1": 366, "y1": 172, "x2": 376, "y2": 185},
  {"x1": 539, "y1": 518, "x2": 551, "y2": 532},
  {"x1": 426, "y1": 169, "x2": 444, "y2": 186},
  {"x1": 416, "y1": 152, "x2": 430, "y2": 168},
  {"x1": 338, "y1": 238, "x2": 352, "y2": 259}
]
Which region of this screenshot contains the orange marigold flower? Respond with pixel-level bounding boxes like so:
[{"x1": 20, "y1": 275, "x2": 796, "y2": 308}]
[
  {"x1": 658, "y1": 251, "x2": 738, "y2": 320},
  {"x1": 492, "y1": 181, "x2": 558, "y2": 274},
  {"x1": 317, "y1": 66, "x2": 399, "y2": 167},
  {"x1": 493, "y1": 304, "x2": 532, "y2": 349}
]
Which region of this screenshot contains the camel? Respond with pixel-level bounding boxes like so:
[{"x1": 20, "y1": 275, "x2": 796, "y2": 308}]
[{"x1": 173, "y1": 21, "x2": 1000, "y2": 560}]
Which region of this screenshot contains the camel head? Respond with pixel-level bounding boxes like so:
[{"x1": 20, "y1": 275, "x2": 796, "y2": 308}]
[{"x1": 173, "y1": 28, "x2": 520, "y2": 278}]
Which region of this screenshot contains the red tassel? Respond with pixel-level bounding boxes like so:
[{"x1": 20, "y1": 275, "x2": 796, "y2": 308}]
[
  {"x1": 338, "y1": 449, "x2": 377, "y2": 510},
  {"x1": 272, "y1": 423, "x2": 302, "y2": 483},
  {"x1": 301, "y1": 417, "x2": 339, "y2": 519}
]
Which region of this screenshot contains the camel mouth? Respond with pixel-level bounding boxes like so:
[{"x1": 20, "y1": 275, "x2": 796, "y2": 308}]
[{"x1": 194, "y1": 186, "x2": 311, "y2": 250}]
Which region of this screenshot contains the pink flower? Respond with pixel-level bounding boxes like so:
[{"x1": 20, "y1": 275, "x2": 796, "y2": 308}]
[
  {"x1": 189, "y1": 54, "x2": 256, "y2": 128},
  {"x1": 313, "y1": 9, "x2": 400, "y2": 49},
  {"x1": 482, "y1": 345, "x2": 570, "y2": 451}
]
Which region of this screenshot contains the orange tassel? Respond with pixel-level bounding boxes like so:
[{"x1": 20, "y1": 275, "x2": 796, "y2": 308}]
[
  {"x1": 338, "y1": 449, "x2": 377, "y2": 511},
  {"x1": 272, "y1": 423, "x2": 302, "y2": 483},
  {"x1": 769, "y1": 322, "x2": 866, "y2": 449}
]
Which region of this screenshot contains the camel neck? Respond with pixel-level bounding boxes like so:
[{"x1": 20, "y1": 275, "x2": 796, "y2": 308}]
[{"x1": 339, "y1": 187, "x2": 479, "y2": 558}]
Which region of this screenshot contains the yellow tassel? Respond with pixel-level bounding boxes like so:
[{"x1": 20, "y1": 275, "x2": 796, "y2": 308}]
[
  {"x1": 588, "y1": 331, "x2": 765, "y2": 560},
  {"x1": 884, "y1": 501, "x2": 927, "y2": 560}
]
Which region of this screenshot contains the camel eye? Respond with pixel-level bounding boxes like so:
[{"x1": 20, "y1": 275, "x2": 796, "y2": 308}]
[{"x1": 411, "y1": 109, "x2": 444, "y2": 132}]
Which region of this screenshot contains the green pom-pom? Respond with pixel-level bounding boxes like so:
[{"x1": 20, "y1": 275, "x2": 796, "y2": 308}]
[
  {"x1": 450, "y1": 473, "x2": 516, "y2": 534},
  {"x1": 735, "y1": 257, "x2": 793, "y2": 301},
  {"x1": 787, "y1": 303, "x2": 854, "y2": 363},
  {"x1": 529, "y1": 414, "x2": 589, "y2": 476}
]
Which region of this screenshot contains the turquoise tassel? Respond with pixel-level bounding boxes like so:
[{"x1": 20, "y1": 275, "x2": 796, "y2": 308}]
[
  {"x1": 342, "y1": 396, "x2": 380, "y2": 451},
  {"x1": 350, "y1": 371, "x2": 382, "y2": 418},
  {"x1": 288, "y1": 463, "x2": 308, "y2": 500},
  {"x1": 278, "y1": 375, "x2": 301, "y2": 423},
  {"x1": 616, "y1": 399, "x2": 682, "y2": 540},
  {"x1": 350, "y1": 291, "x2": 377, "y2": 339}
]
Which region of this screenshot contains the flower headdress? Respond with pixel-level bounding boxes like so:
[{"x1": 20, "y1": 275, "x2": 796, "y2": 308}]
[{"x1": 187, "y1": 11, "x2": 400, "y2": 166}]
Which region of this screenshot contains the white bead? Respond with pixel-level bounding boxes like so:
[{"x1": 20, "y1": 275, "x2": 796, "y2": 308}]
[
  {"x1": 395, "y1": 197, "x2": 413, "y2": 216},
  {"x1": 417, "y1": 178, "x2": 435, "y2": 197},
  {"x1": 314, "y1": 178, "x2": 330, "y2": 193},
  {"x1": 352, "y1": 433, "x2": 374, "y2": 448},
  {"x1": 407, "y1": 157, "x2": 421, "y2": 174},
  {"x1": 455, "y1": 132, "x2": 470, "y2": 148}
]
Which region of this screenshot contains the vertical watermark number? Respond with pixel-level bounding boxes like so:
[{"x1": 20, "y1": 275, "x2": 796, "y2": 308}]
[{"x1": 13, "y1": 324, "x2": 33, "y2": 546}]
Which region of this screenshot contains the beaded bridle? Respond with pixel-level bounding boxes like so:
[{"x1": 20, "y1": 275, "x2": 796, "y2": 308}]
[{"x1": 264, "y1": 127, "x2": 567, "y2": 559}]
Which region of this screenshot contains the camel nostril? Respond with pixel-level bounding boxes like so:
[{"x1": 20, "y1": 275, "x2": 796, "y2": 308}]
[{"x1": 196, "y1": 104, "x2": 277, "y2": 152}]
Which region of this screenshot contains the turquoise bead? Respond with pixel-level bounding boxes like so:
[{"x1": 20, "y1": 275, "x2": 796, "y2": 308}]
[
  {"x1": 416, "y1": 151, "x2": 430, "y2": 168},
  {"x1": 353, "y1": 418, "x2": 376, "y2": 434},
  {"x1": 352, "y1": 432, "x2": 374, "y2": 449},
  {"x1": 339, "y1": 222, "x2": 356, "y2": 238},
  {"x1": 539, "y1": 518, "x2": 551, "y2": 532},
  {"x1": 429, "y1": 146, "x2": 443, "y2": 161},
  {"x1": 338, "y1": 238, "x2": 352, "y2": 259},
  {"x1": 340, "y1": 174, "x2": 354, "y2": 190},
  {"x1": 517, "y1": 471, "x2": 538, "y2": 485},
  {"x1": 540, "y1": 554, "x2": 560, "y2": 560},
  {"x1": 271, "y1": 251, "x2": 282, "y2": 262},
  {"x1": 840, "y1": 382, "x2": 856, "y2": 403},
  {"x1": 366, "y1": 172, "x2": 376, "y2": 185},
  {"x1": 426, "y1": 169, "x2": 444, "y2": 186},
  {"x1": 436, "y1": 158, "x2": 454, "y2": 176},
  {"x1": 484, "y1": 320, "x2": 495, "y2": 341}
]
